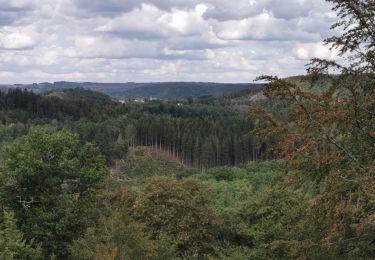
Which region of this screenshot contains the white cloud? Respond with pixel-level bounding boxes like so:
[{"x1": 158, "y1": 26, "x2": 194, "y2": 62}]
[
  {"x1": 0, "y1": 0, "x2": 339, "y2": 84},
  {"x1": 213, "y1": 11, "x2": 321, "y2": 42},
  {"x1": 0, "y1": 0, "x2": 35, "y2": 11},
  {"x1": 158, "y1": 4, "x2": 208, "y2": 35},
  {"x1": 95, "y1": 3, "x2": 210, "y2": 38},
  {"x1": 0, "y1": 71, "x2": 16, "y2": 77},
  {"x1": 0, "y1": 26, "x2": 39, "y2": 49},
  {"x1": 293, "y1": 43, "x2": 339, "y2": 60},
  {"x1": 95, "y1": 4, "x2": 166, "y2": 38}
]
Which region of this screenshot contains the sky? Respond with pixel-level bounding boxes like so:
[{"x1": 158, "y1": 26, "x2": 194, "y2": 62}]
[{"x1": 0, "y1": 0, "x2": 339, "y2": 84}]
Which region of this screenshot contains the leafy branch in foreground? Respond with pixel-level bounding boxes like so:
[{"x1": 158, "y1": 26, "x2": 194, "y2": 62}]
[{"x1": 249, "y1": 0, "x2": 374, "y2": 258}]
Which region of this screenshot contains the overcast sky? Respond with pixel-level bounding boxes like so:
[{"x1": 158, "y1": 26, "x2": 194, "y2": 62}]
[{"x1": 0, "y1": 0, "x2": 339, "y2": 84}]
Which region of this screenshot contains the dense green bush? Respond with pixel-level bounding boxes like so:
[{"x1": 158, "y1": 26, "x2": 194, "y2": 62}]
[
  {"x1": 0, "y1": 128, "x2": 109, "y2": 258},
  {"x1": 206, "y1": 167, "x2": 247, "y2": 181}
]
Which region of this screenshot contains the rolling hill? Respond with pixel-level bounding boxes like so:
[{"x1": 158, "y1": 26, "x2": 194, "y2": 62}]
[
  {"x1": 44, "y1": 88, "x2": 112, "y2": 102},
  {"x1": 0, "y1": 81, "x2": 261, "y2": 100}
]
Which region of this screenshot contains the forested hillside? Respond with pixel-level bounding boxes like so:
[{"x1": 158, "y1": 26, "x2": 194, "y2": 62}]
[
  {"x1": 44, "y1": 88, "x2": 112, "y2": 102},
  {"x1": 0, "y1": 82, "x2": 261, "y2": 101},
  {"x1": 0, "y1": 0, "x2": 374, "y2": 259}
]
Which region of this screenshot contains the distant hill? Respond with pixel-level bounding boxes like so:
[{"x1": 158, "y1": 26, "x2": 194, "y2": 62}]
[
  {"x1": 285, "y1": 74, "x2": 336, "y2": 93},
  {"x1": 0, "y1": 75, "x2": 335, "y2": 102},
  {"x1": 115, "y1": 82, "x2": 260, "y2": 100},
  {"x1": 201, "y1": 74, "x2": 335, "y2": 108},
  {"x1": 44, "y1": 88, "x2": 112, "y2": 102},
  {"x1": 0, "y1": 81, "x2": 261, "y2": 100}
]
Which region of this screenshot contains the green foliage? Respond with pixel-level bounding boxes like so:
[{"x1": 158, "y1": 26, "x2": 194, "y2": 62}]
[
  {"x1": 70, "y1": 210, "x2": 175, "y2": 260},
  {"x1": 0, "y1": 128, "x2": 109, "y2": 258},
  {"x1": 122, "y1": 148, "x2": 185, "y2": 180},
  {"x1": 4, "y1": 82, "x2": 261, "y2": 100},
  {"x1": 101, "y1": 82, "x2": 259, "y2": 100},
  {"x1": 70, "y1": 181, "x2": 177, "y2": 260},
  {"x1": 198, "y1": 161, "x2": 282, "y2": 192},
  {"x1": 0, "y1": 123, "x2": 28, "y2": 146},
  {"x1": 240, "y1": 161, "x2": 284, "y2": 192},
  {"x1": 175, "y1": 168, "x2": 201, "y2": 179},
  {"x1": 133, "y1": 176, "x2": 219, "y2": 257},
  {"x1": 0, "y1": 87, "x2": 263, "y2": 170},
  {"x1": 0, "y1": 88, "x2": 126, "y2": 123},
  {"x1": 205, "y1": 179, "x2": 253, "y2": 214},
  {"x1": 69, "y1": 118, "x2": 128, "y2": 162},
  {"x1": 0, "y1": 2, "x2": 373, "y2": 258},
  {"x1": 45, "y1": 87, "x2": 112, "y2": 102},
  {"x1": 206, "y1": 167, "x2": 247, "y2": 181},
  {"x1": 128, "y1": 104, "x2": 260, "y2": 170},
  {"x1": 236, "y1": 186, "x2": 305, "y2": 259},
  {"x1": 173, "y1": 159, "x2": 321, "y2": 260},
  {"x1": 0, "y1": 210, "x2": 43, "y2": 260},
  {"x1": 113, "y1": 134, "x2": 128, "y2": 160}
]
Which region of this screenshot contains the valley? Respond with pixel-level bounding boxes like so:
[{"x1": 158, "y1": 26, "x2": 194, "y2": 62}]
[{"x1": 0, "y1": 0, "x2": 374, "y2": 259}]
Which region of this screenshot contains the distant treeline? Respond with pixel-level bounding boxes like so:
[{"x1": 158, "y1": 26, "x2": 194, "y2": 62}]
[
  {"x1": 1, "y1": 81, "x2": 262, "y2": 100},
  {"x1": 0, "y1": 88, "x2": 128, "y2": 123},
  {"x1": 127, "y1": 103, "x2": 266, "y2": 170},
  {"x1": 0, "y1": 88, "x2": 265, "y2": 169},
  {"x1": 0, "y1": 88, "x2": 129, "y2": 162}
]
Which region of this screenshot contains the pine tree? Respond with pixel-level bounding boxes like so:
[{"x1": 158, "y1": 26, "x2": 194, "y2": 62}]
[
  {"x1": 113, "y1": 133, "x2": 128, "y2": 159},
  {"x1": 0, "y1": 210, "x2": 42, "y2": 260}
]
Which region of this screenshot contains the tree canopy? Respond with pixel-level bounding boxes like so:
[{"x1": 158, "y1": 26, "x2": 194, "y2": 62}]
[{"x1": 0, "y1": 128, "x2": 109, "y2": 258}]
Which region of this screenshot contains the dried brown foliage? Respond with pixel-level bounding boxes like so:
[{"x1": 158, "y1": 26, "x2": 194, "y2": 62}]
[{"x1": 249, "y1": 0, "x2": 375, "y2": 258}]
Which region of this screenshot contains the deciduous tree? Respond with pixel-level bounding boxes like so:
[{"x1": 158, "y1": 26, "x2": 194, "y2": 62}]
[{"x1": 0, "y1": 128, "x2": 109, "y2": 258}]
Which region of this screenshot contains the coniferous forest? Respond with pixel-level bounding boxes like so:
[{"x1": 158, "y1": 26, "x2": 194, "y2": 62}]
[{"x1": 0, "y1": 0, "x2": 374, "y2": 259}]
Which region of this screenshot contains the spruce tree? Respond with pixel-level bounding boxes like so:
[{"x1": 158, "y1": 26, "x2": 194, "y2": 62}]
[{"x1": 0, "y1": 210, "x2": 42, "y2": 260}]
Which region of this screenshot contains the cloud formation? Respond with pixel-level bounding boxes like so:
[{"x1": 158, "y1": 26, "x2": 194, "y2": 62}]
[{"x1": 0, "y1": 0, "x2": 338, "y2": 83}]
